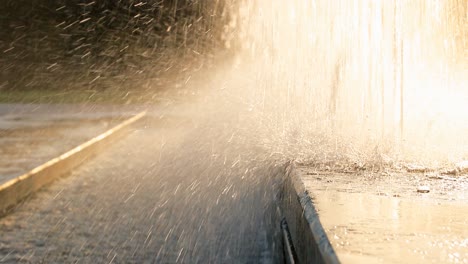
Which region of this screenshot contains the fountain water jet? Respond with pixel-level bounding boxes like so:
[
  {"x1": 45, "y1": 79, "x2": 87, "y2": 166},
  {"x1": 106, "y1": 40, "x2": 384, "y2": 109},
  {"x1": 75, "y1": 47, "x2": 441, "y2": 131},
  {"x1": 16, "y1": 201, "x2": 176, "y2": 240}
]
[{"x1": 224, "y1": 0, "x2": 468, "y2": 168}]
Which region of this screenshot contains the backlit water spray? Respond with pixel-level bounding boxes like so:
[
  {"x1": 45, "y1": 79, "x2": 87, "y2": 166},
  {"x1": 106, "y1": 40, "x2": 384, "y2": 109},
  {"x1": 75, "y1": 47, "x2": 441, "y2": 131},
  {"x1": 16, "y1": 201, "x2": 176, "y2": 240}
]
[{"x1": 224, "y1": 0, "x2": 467, "y2": 170}]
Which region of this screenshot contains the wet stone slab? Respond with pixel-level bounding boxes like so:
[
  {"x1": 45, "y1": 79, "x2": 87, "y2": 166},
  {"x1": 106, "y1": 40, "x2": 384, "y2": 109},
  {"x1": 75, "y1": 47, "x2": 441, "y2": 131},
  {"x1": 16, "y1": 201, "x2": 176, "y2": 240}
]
[
  {"x1": 0, "y1": 118, "x2": 120, "y2": 184},
  {"x1": 0, "y1": 104, "x2": 133, "y2": 184},
  {"x1": 299, "y1": 167, "x2": 468, "y2": 263}
]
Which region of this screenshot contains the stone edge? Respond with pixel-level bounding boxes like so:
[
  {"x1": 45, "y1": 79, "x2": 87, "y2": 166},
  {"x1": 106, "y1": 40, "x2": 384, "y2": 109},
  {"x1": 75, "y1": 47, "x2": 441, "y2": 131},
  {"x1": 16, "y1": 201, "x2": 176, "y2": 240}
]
[
  {"x1": 280, "y1": 162, "x2": 340, "y2": 264},
  {"x1": 0, "y1": 111, "x2": 146, "y2": 216}
]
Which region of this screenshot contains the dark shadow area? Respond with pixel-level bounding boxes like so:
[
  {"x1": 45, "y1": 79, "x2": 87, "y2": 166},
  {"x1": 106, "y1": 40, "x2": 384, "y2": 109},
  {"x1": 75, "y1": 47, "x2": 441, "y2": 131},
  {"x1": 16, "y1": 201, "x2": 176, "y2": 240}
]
[{"x1": 0, "y1": 0, "x2": 232, "y2": 94}]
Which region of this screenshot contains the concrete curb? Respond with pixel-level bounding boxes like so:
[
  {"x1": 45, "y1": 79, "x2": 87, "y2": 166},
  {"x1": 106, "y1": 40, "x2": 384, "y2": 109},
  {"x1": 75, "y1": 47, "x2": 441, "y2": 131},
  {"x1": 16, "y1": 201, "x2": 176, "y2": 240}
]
[
  {"x1": 0, "y1": 111, "x2": 146, "y2": 216},
  {"x1": 280, "y1": 162, "x2": 340, "y2": 264}
]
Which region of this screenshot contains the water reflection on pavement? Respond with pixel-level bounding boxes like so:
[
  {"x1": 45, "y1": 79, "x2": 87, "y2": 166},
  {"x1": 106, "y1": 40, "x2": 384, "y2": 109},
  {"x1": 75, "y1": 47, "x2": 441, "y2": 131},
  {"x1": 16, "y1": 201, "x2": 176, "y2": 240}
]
[{"x1": 301, "y1": 169, "x2": 468, "y2": 263}]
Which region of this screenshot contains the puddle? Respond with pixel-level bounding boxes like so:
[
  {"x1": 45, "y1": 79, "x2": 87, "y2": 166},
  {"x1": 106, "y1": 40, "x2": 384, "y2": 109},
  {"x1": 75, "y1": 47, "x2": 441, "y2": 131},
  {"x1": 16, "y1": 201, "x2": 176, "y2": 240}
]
[{"x1": 300, "y1": 168, "x2": 468, "y2": 263}]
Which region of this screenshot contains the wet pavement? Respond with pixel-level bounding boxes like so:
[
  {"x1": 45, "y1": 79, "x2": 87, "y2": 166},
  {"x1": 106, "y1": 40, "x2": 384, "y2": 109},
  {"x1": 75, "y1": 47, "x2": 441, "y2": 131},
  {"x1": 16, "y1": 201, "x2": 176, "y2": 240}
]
[
  {"x1": 0, "y1": 104, "x2": 148, "y2": 130},
  {"x1": 0, "y1": 111, "x2": 283, "y2": 263},
  {"x1": 0, "y1": 104, "x2": 146, "y2": 183},
  {"x1": 299, "y1": 167, "x2": 468, "y2": 263},
  {"x1": 0, "y1": 118, "x2": 119, "y2": 183}
]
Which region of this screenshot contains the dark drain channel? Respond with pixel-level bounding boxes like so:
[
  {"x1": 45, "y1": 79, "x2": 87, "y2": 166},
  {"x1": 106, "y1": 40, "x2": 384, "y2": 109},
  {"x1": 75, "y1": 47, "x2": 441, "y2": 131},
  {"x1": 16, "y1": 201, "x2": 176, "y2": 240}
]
[{"x1": 281, "y1": 218, "x2": 299, "y2": 264}]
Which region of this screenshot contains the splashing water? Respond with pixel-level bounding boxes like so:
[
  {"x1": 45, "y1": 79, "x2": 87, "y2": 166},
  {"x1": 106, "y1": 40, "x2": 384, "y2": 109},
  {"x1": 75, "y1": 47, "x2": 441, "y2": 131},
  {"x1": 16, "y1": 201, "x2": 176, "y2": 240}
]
[{"x1": 224, "y1": 0, "x2": 468, "y2": 169}]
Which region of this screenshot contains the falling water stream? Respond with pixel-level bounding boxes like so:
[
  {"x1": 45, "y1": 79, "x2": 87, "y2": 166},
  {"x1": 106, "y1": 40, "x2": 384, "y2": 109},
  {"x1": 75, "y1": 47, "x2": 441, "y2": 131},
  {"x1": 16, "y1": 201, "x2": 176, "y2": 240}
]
[{"x1": 228, "y1": 0, "x2": 467, "y2": 169}]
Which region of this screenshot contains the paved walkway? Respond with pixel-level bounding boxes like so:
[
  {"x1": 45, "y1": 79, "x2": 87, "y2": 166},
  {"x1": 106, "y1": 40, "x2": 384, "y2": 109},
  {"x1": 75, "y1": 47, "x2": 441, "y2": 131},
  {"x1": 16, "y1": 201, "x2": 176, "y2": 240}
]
[
  {"x1": 0, "y1": 104, "x2": 145, "y2": 184},
  {"x1": 0, "y1": 112, "x2": 283, "y2": 263}
]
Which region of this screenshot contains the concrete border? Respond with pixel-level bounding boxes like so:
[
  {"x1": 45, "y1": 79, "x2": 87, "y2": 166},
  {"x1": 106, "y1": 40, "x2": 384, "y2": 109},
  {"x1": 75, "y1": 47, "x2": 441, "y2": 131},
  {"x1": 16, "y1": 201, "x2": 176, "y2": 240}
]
[
  {"x1": 0, "y1": 111, "x2": 146, "y2": 216},
  {"x1": 280, "y1": 162, "x2": 340, "y2": 264}
]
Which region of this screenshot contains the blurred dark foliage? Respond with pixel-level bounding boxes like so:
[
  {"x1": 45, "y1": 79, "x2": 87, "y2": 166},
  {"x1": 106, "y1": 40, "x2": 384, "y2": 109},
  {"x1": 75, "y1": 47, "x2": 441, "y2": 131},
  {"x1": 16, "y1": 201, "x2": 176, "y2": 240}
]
[{"x1": 0, "y1": 0, "x2": 232, "y2": 92}]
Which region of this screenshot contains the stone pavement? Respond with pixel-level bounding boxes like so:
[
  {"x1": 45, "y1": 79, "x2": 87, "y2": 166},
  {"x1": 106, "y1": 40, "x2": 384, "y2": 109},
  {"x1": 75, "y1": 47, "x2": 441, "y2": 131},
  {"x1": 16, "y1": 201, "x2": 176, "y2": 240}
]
[
  {"x1": 0, "y1": 111, "x2": 283, "y2": 263},
  {"x1": 0, "y1": 104, "x2": 143, "y2": 183}
]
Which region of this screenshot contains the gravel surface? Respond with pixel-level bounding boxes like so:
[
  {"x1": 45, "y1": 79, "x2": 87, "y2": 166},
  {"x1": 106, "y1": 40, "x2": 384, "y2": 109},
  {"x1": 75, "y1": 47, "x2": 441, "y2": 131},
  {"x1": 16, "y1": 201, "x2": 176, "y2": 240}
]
[{"x1": 0, "y1": 117, "x2": 284, "y2": 263}]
